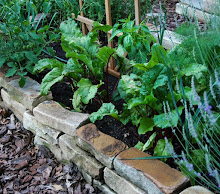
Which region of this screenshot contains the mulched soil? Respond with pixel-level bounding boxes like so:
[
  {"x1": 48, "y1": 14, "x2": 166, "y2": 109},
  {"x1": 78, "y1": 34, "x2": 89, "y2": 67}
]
[
  {"x1": 153, "y1": 0, "x2": 205, "y2": 31},
  {"x1": 0, "y1": 108, "x2": 98, "y2": 194}
]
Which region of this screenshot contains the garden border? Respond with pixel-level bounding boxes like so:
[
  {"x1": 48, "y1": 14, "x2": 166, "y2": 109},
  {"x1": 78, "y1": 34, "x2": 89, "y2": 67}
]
[{"x1": 0, "y1": 72, "x2": 214, "y2": 194}]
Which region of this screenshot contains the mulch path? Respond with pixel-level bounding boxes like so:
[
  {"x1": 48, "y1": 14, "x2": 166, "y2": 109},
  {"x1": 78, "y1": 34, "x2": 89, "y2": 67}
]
[{"x1": 0, "y1": 107, "x2": 97, "y2": 194}]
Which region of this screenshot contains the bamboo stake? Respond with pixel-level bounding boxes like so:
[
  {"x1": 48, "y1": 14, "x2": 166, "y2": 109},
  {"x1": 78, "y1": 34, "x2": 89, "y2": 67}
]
[
  {"x1": 79, "y1": 0, "x2": 87, "y2": 35},
  {"x1": 134, "y1": 0, "x2": 141, "y2": 25}
]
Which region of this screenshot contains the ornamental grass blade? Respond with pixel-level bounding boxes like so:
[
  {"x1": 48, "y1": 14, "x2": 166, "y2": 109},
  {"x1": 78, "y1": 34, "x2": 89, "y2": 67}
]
[{"x1": 119, "y1": 155, "x2": 181, "y2": 160}]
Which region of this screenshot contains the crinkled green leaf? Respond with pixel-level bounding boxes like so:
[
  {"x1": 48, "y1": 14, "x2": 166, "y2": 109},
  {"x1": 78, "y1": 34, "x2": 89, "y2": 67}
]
[
  {"x1": 153, "y1": 107, "x2": 184, "y2": 129},
  {"x1": 140, "y1": 64, "x2": 167, "y2": 95},
  {"x1": 97, "y1": 46, "x2": 115, "y2": 64},
  {"x1": 127, "y1": 94, "x2": 157, "y2": 109},
  {"x1": 60, "y1": 19, "x2": 82, "y2": 38},
  {"x1": 118, "y1": 75, "x2": 140, "y2": 100},
  {"x1": 77, "y1": 79, "x2": 102, "y2": 104},
  {"x1": 120, "y1": 105, "x2": 141, "y2": 126},
  {"x1": 148, "y1": 43, "x2": 167, "y2": 67},
  {"x1": 89, "y1": 103, "x2": 119, "y2": 123}
]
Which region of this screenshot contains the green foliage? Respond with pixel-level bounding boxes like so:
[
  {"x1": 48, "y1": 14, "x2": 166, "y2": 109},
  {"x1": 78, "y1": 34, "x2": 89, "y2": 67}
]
[
  {"x1": 90, "y1": 103, "x2": 119, "y2": 123},
  {"x1": 154, "y1": 139, "x2": 174, "y2": 162},
  {"x1": 110, "y1": 17, "x2": 156, "y2": 63},
  {"x1": 80, "y1": 0, "x2": 152, "y2": 24},
  {"x1": 35, "y1": 19, "x2": 129, "y2": 111},
  {"x1": 0, "y1": 0, "x2": 59, "y2": 86}
]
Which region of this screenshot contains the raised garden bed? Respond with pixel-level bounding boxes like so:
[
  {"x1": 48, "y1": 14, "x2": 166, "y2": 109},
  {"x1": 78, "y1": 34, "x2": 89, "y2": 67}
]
[{"x1": 0, "y1": 72, "x2": 214, "y2": 194}]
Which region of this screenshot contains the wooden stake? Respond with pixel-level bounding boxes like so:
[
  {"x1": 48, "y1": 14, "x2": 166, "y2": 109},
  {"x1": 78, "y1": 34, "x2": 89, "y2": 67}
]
[
  {"x1": 135, "y1": 0, "x2": 141, "y2": 25},
  {"x1": 79, "y1": 0, "x2": 87, "y2": 35},
  {"x1": 105, "y1": 0, "x2": 114, "y2": 69}
]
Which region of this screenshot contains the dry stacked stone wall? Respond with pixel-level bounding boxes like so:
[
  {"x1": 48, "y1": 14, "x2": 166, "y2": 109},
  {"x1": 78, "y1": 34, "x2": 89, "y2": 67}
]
[{"x1": 0, "y1": 73, "x2": 214, "y2": 194}]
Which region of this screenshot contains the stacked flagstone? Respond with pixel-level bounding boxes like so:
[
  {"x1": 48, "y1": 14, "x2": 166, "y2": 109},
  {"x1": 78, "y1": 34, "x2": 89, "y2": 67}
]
[{"x1": 0, "y1": 73, "x2": 214, "y2": 194}]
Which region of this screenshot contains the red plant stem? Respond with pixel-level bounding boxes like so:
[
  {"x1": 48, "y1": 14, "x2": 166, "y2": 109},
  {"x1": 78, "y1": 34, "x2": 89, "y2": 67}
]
[
  {"x1": 94, "y1": 95, "x2": 102, "y2": 105},
  {"x1": 110, "y1": 78, "x2": 120, "y2": 102},
  {"x1": 105, "y1": 66, "x2": 109, "y2": 103}
]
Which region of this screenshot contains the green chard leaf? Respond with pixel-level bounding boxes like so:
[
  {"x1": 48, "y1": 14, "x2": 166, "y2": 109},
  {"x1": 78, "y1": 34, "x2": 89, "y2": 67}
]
[
  {"x1": 154, "y1": 139, "x2": 174, "y2": 161},
  {"x1": 97, "y1": 46, "x2": 116, "y2": 64},
  {"x1": 41, "y1": 67, "x2": 64, "y2": 95},
  {"x1": 153, "y1": 107, "x2": 184, "y2": 129},
  {"x1": 140, "y1": 64, "x2": 168, "y2": 95},
  {"x1": 77, "y1": 78, "x2": 103, "y2": 105},
  {"x1": 89, "y1": 103, "x2": 119, "y2": 123},
  {"x1": 138, "y1": 117, "x2": 155, "y2": 134},
  {"x1": 142, "y1": 132, "x2": 157, "y2": 151}
]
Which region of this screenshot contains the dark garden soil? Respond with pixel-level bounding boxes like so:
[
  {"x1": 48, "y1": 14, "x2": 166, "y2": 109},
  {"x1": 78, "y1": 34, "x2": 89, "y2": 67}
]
[{"x1": 0, "y1": 108, "x2": 100, "y2": 194}]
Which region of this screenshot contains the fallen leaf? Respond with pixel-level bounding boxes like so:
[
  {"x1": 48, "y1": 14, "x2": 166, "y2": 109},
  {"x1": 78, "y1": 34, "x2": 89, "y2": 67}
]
[
  {"x1": 85, "y1": 184, "x2": 95, "y2": 193},
  {"x1": 52, "y1": 184, "x2": 63, "y2": 191},
  {"x1": 42, "y1": 166, "x2": 52, "y2": 179}
]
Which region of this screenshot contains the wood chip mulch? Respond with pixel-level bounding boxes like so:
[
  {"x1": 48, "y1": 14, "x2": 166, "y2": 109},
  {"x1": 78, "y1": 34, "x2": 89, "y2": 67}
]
[{"x1": 0, "y1": 107, "x2": 98, "y2": 194}]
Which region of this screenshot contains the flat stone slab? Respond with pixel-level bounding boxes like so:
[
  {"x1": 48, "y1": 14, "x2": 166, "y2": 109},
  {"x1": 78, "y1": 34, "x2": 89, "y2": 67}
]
[
  {"x1": 180, "y1": 186, "x2": 214, "y2": 194},
  {"x1": 75, "y1": 123, "x2": 127, "y2": 169},
  {"x1": 176, "y1": 2, "x2": 216, "y2": 23},
  {"x1": 59, "y1": 134, "x2": 104, "y2": 179},
  {"x1": 33, "y1": 101, "x2": 90, "y2": 136},
  {"x1": 34, "y1": 136, "x2": 64, "y2": 162},
  {"x1": 114, "y1": 148, "x2": 189, "y2": 194},
  {"x1": 1, "y1": 89, "x2": 26, "y2": 121},
  {"x1": 148, "y1": 24, "x2": 183, "y2": 49},
  {"x1": 4, "y1": 77, "x2": 52, "y2": 111},
  {"x1": 93, "y1": 179, "x2": 116, "y2": 194},
  {"x1": 180, "y1": 0, "x2": 203, "y2": 10},
  {"x1": 104, "y1": 167, "x2": 146, "y2": 194},
  {"x1": 23, "y1": 110, "x2": 62, "y2": 145}
]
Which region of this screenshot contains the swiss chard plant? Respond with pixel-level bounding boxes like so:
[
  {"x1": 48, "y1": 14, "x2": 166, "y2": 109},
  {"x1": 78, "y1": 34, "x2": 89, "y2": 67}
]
[
  {"x1": 34, "y1": 19, "x2": 130, "y2": 111},
  {"x1": 90, "y1": 37, "x2": 211, "y2": 157},
  {"x1": 0, "y1": 0, "x2": 59, "y2": 87}
]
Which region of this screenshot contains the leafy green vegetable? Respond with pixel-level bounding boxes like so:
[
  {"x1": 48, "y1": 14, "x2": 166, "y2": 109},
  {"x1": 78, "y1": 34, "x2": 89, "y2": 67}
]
[
  {"x1": 153, "y1": 107, "x2": 184, "y2": 129},
  {"x1": 90, "y1": 103, "x2": 119, "y2": 123},
  {"x1": 154, "y1": 139, "x2": 174, "y2": 161}
]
